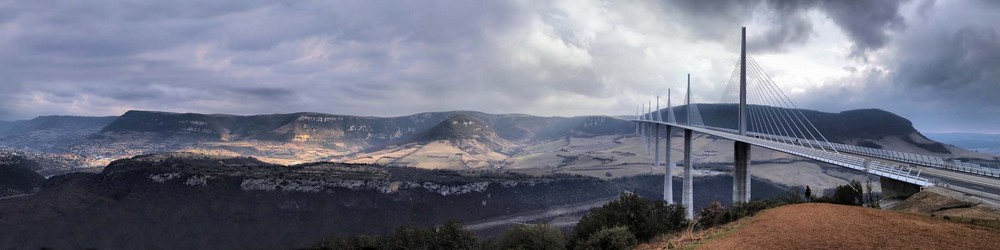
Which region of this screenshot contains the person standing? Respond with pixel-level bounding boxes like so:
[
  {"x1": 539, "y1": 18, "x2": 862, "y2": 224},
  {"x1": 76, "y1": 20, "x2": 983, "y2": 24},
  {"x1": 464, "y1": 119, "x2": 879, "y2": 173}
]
[{"x1": 804, "y1": 186, "x2": 812, "y2": 202}]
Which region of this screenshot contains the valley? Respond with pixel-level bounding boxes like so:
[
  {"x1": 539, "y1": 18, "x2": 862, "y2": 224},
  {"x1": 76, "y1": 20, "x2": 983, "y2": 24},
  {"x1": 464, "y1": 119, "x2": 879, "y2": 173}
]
[{"x1": 1, "y1": 107, "x2": 995, "y2": 248}]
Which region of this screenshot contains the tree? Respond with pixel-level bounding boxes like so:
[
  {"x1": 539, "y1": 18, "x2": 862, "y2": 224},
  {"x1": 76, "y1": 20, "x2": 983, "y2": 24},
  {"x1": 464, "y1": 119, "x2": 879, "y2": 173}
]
[
  {"x1": 577, "y1": 226, "x2": 637, "y2": 250},
  {"x1": 863, "y1": 178, "x2": 881, "y2": 209},
  {"x1": 697, "y1": 201, "x2": 726, "y2": 226},
  {"x1": 497, "y1": 224, "x2": 566, "y2": 250},
  {"x1": 313, "y1": 235, "x2": 382, "y2": 250},
  {"x1": 431, "y1": 221, "x2": 478, "y2": 250},
  {"x1": 388, "y1": 226, "x2": 432, "y2": 250},
  {"x1": 816, "y1": 180, "x2": 864, "y2": 206},
  {"x1": 570, "y1": 193, "x2": 686, "y2": 248}
]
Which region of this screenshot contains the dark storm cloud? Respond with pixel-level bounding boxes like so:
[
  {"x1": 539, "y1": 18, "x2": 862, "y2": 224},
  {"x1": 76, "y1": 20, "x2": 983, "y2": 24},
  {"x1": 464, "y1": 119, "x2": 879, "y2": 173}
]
[
  {"x1": 749, "y1": 0, "x2": 819, "y2": 52},
  {"x1": 888, "y1": 25, "x2": 1000, "y2": 131},
  {"x1": 872, "y1": 1, "x2": 1000, "y2": 132},
  {"x1": 0, "y1": 0, "x2": 996, "y2": 134},
  {"x1": 0, "y1": 1, "x2": 533, "y2": 119},
  {"x1": 788, "y1": 1, "x2": 1000, "y2": 133},
  {"x1": 660, "y1": 0, "x2": 909, "y2": 55},
  {"x1": 820, "y1": 0, "x2": 908, "y2": 57}
]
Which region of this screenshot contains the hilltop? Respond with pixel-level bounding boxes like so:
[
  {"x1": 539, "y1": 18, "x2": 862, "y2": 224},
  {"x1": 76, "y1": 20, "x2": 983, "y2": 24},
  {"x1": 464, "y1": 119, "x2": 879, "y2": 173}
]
[
  {"x1": 661, "y1": 104, "x2": 957, "y2": 155},
  {"x1": 641, "y1": 202, "x2": 1000, "y2": 249},
  {"x1": 0, "y1": 107, "x2": 983, "y2": 185}
]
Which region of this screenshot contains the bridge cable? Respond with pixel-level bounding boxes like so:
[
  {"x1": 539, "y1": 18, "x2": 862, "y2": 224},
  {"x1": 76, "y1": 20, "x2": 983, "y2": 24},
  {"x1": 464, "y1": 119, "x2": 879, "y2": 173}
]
[
  {"x1": 747, "y1": 56, "x2": 825, "y2": 151},
  {"x1": 749, "y1": 67, "x2": 796, "y2": 147},
  {"x1": 751, "y1": 55, "x2": 838, "y2": 153},
  {"x1": 745, "y1": 57, "x2": 816, "y2": 151},
  {"x1": 747, "y1": 54, "x2": 836, "y2": 153},
  {"x1": 719, "y1": 60, "x2": 742, "y2": 105},
  {"x1": 747, "y1": 60, "x2": 814, "y2": 150}
]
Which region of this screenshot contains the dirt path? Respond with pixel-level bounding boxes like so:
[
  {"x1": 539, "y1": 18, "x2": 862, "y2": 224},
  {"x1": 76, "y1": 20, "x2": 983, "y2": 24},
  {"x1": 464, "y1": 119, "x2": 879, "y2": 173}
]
[{"x1": 699, "y1": 203, "x2": 1000, "y2": 249}]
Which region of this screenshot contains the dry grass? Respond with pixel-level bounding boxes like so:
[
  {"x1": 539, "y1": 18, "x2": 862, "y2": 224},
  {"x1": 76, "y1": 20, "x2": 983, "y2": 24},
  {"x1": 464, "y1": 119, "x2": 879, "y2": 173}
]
[
  {"x1": 635, "y1": 216, "x2": 752, "y2": 250},
  {"x1": 695, "y1": 203, "x2": 1000, "y2": 249}
]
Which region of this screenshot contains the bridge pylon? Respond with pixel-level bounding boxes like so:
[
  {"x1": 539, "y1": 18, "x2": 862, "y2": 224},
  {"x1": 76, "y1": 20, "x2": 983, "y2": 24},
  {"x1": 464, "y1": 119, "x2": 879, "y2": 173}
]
[
  {"x1": 733, "y1": 26, "x2": 752, "y2": 203},
  {"x1": 654, "y1": 97, "x2": 661, "y2": 172}
]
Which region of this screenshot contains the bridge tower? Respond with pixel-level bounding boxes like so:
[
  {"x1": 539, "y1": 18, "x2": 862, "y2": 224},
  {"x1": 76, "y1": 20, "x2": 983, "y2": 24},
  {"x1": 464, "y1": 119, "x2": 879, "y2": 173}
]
[
  {"x1": 683, "y1": 74, "x2": 694, "y2": 219},
  {"x1": 733, "y1": 26, "x2": 752, "y2": 203},
  {"x1": 654, "y1": 96, "x2": 661, "y2": 173}
]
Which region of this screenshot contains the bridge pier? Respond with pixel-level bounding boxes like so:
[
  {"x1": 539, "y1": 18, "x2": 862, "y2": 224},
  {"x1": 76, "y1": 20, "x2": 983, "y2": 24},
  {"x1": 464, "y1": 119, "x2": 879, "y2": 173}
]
[
  {"x1": 682, "y1": 129, "x2": 693, "y2": 219},
  {"x1": 880, "y1": 176, "x2": 921, "y2": 198},
  {"x1": 733, "y1": 141, "x2": 751, "y2": 203},
  {"x1": 654, "y1": 123, "x2": 661, "y2": 179},
  {"x1": 663, "y1": 126, "x2": 673, "y2": 204}
]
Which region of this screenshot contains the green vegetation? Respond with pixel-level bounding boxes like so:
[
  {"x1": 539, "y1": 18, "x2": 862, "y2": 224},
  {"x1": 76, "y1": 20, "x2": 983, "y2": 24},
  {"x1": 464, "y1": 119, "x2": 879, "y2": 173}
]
[
  {"x1": 311, "y1": 221, "x2": 477, "y2": 250},
  {"x1": 576, "y1": 226, "x2": 637, "y2": 250},
  {"x1": 496, "y1": 224, "x2": 567, "y2": 250},
  {"x1": 696, "y1": 199, "x2": 792, "y2": 228},
  {"x1": 570, "y1": 193, "x2": 686, "y2": 247},
  {"x1": 311, "y1": 191, "x2": 805, "y2": 250},
  {"x1": 811, "y1": 179, "x2": 880, "y2": 208}
]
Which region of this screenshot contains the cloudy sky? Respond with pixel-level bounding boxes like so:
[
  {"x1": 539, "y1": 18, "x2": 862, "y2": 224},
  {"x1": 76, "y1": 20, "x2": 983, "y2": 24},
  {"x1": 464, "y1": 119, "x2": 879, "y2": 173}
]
[{"x1": 1, "y1": 0, "x2": 998, "y2": 133}]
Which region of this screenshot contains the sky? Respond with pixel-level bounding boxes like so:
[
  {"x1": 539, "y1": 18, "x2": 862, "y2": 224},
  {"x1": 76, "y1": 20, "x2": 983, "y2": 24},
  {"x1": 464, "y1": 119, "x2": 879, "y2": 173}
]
[{"x1": 1, "y1": 0, "x2": 998, "y2": 133}]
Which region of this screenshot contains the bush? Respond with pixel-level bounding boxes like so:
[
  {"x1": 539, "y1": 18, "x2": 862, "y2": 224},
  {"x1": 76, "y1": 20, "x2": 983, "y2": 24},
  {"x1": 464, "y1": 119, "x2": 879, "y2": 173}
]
[
  {"x1": 311, "y1": 220, "x2": 477, "y2": 250},
  {"x1": 577, "y1": 226, "x2": 637, "y2": 250},
  {"x1": 388, "y1": 226, "x2": 432, "y2": 249},
  {"x1": 432, "y1": 221, "x2": 478, "y2": 250},
  {"x1": 814, "y1": 180, "x2": 864, "y2": 206},
  {"x1": 313, "y1": 235, "x2": 382, "y2": 250},
  {"x1": 570, "y1": 193, "x2": 686, "y2": 248},
  {"x1": 497, "y1": 224, "x2": 566, "y2": 250},
  {"x1": 697, "y1": 201, "x2": 726, "y2": 226},
  {"x1": 698, "y1": 199, "x2": 789, "y2": 228}
]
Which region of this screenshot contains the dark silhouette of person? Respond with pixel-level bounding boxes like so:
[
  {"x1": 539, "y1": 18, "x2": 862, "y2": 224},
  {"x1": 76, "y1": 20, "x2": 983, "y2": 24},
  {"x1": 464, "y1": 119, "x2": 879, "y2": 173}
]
[{"x1": 804, "y1": 186, "x2": 812, "y2": 202}]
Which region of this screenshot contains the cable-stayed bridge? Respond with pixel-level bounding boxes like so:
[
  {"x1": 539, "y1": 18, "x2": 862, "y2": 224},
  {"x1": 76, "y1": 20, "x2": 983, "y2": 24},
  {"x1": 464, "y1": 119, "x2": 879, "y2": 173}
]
[{"x1": 632, "y1": 27, "x2": 1000, "y2": 218}]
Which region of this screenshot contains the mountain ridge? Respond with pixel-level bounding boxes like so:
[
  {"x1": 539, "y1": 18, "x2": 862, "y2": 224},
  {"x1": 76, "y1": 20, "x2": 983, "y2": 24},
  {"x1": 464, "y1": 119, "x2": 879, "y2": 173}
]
[{"x1": 0, "y1": 107, "x2": 973, "y2": 173}]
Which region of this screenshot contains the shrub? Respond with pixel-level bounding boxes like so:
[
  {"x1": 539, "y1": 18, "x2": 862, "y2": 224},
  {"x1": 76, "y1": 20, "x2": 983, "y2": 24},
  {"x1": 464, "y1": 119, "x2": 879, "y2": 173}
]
[
  {"x1": 652, "y1": 200, "x2": 688, "y2": 232},
  {"x1": 497, "y1": 224, "x2": 566, "y2": 250},
  {"x1": 698, "y1": 199, "x2": 788, "y2": 228},
  {"x1": 815, "y1": 180, "x2": 864, "y2": 206},
  {"x1": 432, "y1": 221, "x2": 478, "y2": 250},
  {"x1": 697, "y1": 201, "x2": 726, "y2": 226},
  {"x1": 387, "y1": 226, "x2": 432, "y2": 250},
  {"x1": 570, "y1": 193, "x2": 686, "y2": 247},
  {"x1": 313, "y1": 235, "x2": 382, "y2": 250},
  {"x1": 781, "y1": 187, "x2": 805, "y2": 204},
  {"x1": 311, "y1": 220, "x2": 477, "y2": 250},
  {"x1": 577, "y1": 226, "x2": 637, "y2": 250}
]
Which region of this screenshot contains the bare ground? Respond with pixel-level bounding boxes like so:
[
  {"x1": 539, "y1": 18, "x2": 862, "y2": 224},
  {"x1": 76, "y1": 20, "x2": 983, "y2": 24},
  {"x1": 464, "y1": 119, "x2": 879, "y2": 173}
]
[
  {"x1": 643, "y1": 203, "x2": 1000, "y2": 249},
  {"x1": 708, "y1": 203, "x2": 1000, "y2": 249}
]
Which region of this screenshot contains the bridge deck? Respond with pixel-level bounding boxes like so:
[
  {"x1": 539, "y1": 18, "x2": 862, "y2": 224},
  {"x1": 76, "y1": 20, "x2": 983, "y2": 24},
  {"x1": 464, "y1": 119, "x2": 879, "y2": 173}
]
[
  {"x1": 634, "y1": 119, "x2": 1000, "y2": 201},
  {"x1": 634, "y1": 119, "x2": 937, "y2": 186}
]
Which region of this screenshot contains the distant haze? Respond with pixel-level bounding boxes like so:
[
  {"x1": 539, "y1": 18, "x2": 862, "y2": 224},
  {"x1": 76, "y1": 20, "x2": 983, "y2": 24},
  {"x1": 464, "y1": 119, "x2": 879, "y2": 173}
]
[
  {"x1": 925, "y1": 132, "x2": 1000, "y2": 155},
  {"x1": 0, "y1": 1, "x2": 998, "y2": 133}
]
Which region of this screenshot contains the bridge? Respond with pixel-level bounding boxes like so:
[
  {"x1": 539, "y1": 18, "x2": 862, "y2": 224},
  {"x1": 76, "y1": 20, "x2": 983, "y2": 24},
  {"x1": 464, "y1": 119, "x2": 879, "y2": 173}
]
[{"x1": 632, "y1": 27, "x2": 1000, "y2": 218}]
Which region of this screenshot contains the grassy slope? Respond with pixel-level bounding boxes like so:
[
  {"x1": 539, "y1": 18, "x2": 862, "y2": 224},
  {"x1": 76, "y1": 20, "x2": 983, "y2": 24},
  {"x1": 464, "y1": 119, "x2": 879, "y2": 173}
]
[{"x1": 642, "y1": 203, "x2": 1000, "y2": 249}]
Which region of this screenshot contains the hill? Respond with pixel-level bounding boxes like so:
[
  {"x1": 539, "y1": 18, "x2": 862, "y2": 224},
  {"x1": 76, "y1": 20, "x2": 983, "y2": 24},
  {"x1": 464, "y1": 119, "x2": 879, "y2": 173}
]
[
  {"x1": 0, "y1": 107, "x2": 977, "y2": 175},
  {"x1": 0, "y1": 153, "x2": 46, "y2": 196},
  {"x1": 660, "y1": 104, "x2": 955, "y2": 155},
  {"x1": 0, "y1": 153, "x2": 621, "y2": 249},
  {"x1": 643, "y1": 203, "x2": 1000, "y2": 249},
  {"x1": 0, "y1": 115, "x2": 117, "y2": 152}
]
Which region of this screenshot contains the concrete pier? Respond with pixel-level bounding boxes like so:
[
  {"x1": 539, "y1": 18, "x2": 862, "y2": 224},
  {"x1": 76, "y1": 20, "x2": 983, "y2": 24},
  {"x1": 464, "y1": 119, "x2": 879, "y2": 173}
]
[
  {"x1": 664, "y1": 126, "x2": 673, "y2": 204},
  {"x1": 733, "y1": 141, "x2": 751, "y2": 203},
  {"x1": 683, "y1": 129, "x2": 693, "y2": 218}
]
